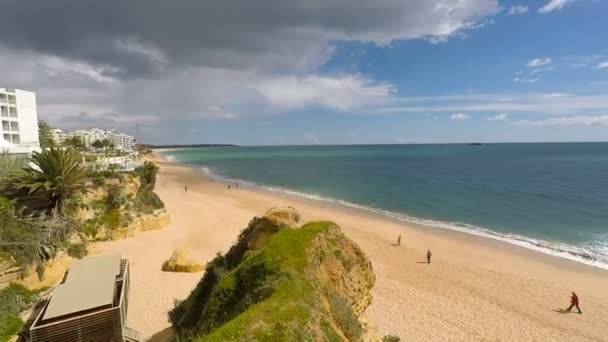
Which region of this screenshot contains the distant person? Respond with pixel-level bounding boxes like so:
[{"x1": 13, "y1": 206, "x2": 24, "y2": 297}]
[
  {"x1": 185, "y1": 185, "x2": 188, "y2": 193},
  {"x1": 567, "y1": 292, "x2": 582, "y2": 314},
  {"x1": 235, "y1": 183, "x2": 239, "y2": 188},
  {"x1": 228, "y1": 184, "x2": 231, "y2": 190},
  {"x1": 397, "y1": 234, "x2": 402, "y2": 246},
  {"x1": 426, "y1": 249, "x2": 432, "y2": 264}
]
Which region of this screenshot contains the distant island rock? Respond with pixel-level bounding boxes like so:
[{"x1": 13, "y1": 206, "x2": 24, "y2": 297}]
[{"x1": 169, "y1": 207, "x2": 377, "y2": 341}]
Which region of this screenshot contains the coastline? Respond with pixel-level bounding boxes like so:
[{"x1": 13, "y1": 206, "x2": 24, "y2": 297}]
[
  {"x1": 99, "y1": 153, "x2": 608, "y2": 341},
  {"x1": 169, "y1": 151, "x2": 608, "y2": 272}
]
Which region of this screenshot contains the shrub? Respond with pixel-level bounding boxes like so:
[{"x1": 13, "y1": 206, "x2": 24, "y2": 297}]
[
  {"x1": 101, "y1": 208, "x2": 122, "y2": 230},
  {"x1": 0, "y1": 313, "x2": 23, "y2": 341},
  {"x1": 325, "y1": 288, "x2": 363, "y2": 341},
  {"x1": 104, "y1": 185, "x2": 126, "y2": 210},
  {"x1": 132, "y1": 188, "x2": 164, "y2": 214},
  {"x1": 67, "y1": 243, "x2": 88, "y2": 259},
  {"x1": 92, "y1": 175, "x2": 105, "y2": 187},
  {"x1": 0, "y1": 283, "x2": 42, "y2": 339},
  {"x1": 81, "y1": 220, "x2": 99, "y2": 238},
  {"x1": 134, "y1": 161, "x2": 159, "y2": 190},
  {"x1": 383, "y1": 335, "x2": 401, "y2": 342}
]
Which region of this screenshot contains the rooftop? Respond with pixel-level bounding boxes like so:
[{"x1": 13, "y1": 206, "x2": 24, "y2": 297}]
[{"x1": 42, "y1": 254, "x2": 122, "y2": 321}]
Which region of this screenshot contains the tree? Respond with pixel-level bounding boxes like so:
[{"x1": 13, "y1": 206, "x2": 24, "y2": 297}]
[
  {"x1": 91, "y1": 139, "x2": 104, "y2": 153},
  {"x1": 99, "y1": 138, "x2": 115, "y2": 156},
  {"x1": 62, "y1": 136, "x2": 86, "y2": 151},
  {"x1": 38, "y1": 121, "x2": 56, "y2": 148},
  {"x1": 0, "y1": 147, "x2": 87, "y2": 214}
]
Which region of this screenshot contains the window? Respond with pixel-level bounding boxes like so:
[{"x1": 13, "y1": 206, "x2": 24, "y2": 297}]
[
  {"x1": 10, "y1": 121, "x2": 19, "y2": 131},
  {"x1": 11, "y1": 134, "x2": 20, "y2": 144},
  {"x1": 3, "y1": 134, "x2": 10, "y2": 142},
  {"x1": 9, "y1": 107, "x2": 17, "y2": 118},
  {"x1": 2, "y1": 121, "x2": 9, "y2": 131},
  {"x1": 0, "y1": 94, "x2": 6, "y2": 103},
  {"x1": 0, "y1": 106, "x2": 7, "y2": 117},
  {"x1": 7, "y1": 95, "x2": 16, "y2": 104}
]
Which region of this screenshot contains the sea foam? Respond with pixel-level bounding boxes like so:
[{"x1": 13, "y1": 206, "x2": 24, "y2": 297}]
[{"x1": 199, "y1": 166, "x2": 608, "y2": 271}]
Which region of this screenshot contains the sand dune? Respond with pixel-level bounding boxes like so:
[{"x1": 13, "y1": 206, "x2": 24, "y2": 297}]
[{"x1": 97, "y1": 157, "x2": 608, "y2": 341}]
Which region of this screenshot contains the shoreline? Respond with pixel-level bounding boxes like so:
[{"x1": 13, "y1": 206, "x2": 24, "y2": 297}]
[
  {"x1": 160, "y1": 152, "x2": 608, "y2": 273},
  {"x1": 98, "y1": 154, "x2": 608, "y2": 341}
]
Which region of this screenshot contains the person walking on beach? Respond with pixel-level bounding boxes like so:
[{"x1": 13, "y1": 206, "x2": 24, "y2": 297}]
[
  {"x1": 397, "y1": 234, "x2": 402, "y2": 246},
  {"x1": 185, "y1": 185, "x2": 188, "y2": 193},
  {"x1": 426, "y1": 249, "x2": 432, "y2": 264},
  {"x1": 567, "y1": 292, "x2": 582, "y2": 314}
]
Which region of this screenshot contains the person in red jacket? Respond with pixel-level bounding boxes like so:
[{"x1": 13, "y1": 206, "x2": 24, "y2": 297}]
[{"x1": 567, "y1": 292, "x2": 582, "y2": 314}]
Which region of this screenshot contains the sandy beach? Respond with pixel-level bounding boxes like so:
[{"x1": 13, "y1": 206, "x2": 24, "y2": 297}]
[{"x1": 97, "y1": 156, "x2": 608, "y2": 341}]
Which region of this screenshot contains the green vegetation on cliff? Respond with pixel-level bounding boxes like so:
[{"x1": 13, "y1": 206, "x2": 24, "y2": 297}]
[{"x1": 170, "y1": 208, "x2": 375, "y2": 341}]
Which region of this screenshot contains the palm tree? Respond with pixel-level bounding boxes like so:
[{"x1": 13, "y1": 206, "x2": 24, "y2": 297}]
[
  {"x1": 91, "y1": 139, "x2": 104, "y2": 153},
  {"x1": 62, "y1": 136, "x2": 86, "y2": 151},
  {"x1": 0, "y1": 147, "x2": 87, "y2": 214}
]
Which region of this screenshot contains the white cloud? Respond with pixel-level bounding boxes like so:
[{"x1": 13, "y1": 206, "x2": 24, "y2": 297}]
[
  {"x1": 304, "y1": 132, "x2": 320, "y2": 144},
  {"x1": 377, "y1": 93, "x2": 608, "y2": 116},
  {"x1": 254, "y1": 75, "x2": 396, "y2": 112},
  {"x1": 526, "y1": 57, "x2": 552, "y2": 67},
  {"x1": 450, "y1": 113, "x2": 470, "y2": 120},
  {"x1": 513, "y1": 115, "x2": 608, "y2": 127},
  {"x1": 513, "y1": 77, "x2": 540, "y2": 84},
  {"x1": 597, "y1": 61, "x2": 608, "y2": 70},
  {"x1": 507, "y1": 5, "x2": 529, "y2": 15},
  {"x1": 538, "y1": 0, "x2": 574, "y2": 13},
  {"x1": 487, "y1": 113, "x2": 508, "y2": 121}
]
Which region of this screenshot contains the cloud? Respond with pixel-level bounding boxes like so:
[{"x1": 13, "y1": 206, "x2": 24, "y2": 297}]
[
  {"x1": 304, "y1": 132, "x2": 321, "y2": 144},
  {"x1": 0, "y1": 0, "x2": 501, "y2": 138},
  {"x1": 506, "y1": 5, "x2": 529, "y2": 15},
  {"x1": 450, "y1": 113, "x2": 470, "y2": 120},
  {"x1": 254, "y1": 75, "x2": 396, "y2": 111},
  {"x1": 597, "y1": 61, "x2": 608, "y2": 70},
  {"x1": 538, "y1": 0, "x2": 574, "y2": 13},
  {"x1": 487, "y1": 113, "x2": 508, "y2": 121},
  {"x1": 526, "y1": 57, "x2": 552, "y2": 67},
  {"x1": 513, "y1": 115, "x2": 608, "y2": 127},
  {"x1": 513, "y1": 77, "x2": 540, "y2": 84},
  {"x1": 377, "y1": 93, "x2": 608, "y2": 116}
]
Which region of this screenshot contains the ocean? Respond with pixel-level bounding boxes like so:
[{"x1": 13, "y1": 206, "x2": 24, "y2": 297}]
[{"x1": 162, "y1": 143, "x2": 608, "y2": 269}]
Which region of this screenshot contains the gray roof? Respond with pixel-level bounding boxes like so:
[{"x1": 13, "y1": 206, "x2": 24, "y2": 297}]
[{"x1": 43, "y1": 254, "x2": 122, "y2": 320}]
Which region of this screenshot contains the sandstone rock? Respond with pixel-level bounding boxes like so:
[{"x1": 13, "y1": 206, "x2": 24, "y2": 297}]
[
  {"x1": 162, "y1": 248, "x2": 204, "y2": 273},
  {"x1": 264, "y1": 206, "x2": 301, "y2": 226}
]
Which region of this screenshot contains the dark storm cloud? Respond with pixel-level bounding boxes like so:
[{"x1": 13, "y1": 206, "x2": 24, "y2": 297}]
[{"x1": 0, "y1": 0, "x2": 499, "y2": 77}]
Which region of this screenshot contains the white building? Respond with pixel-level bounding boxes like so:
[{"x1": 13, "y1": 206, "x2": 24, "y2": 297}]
[
  {"x1": 53, "y1": 127, "x2": 136, "y2": 152},
  {"x1": 0, "y1": 88, "x2": 40, "y2": 154},
  {"x1": 111, "y1": 132, "x2": 136, "y2": 151}
]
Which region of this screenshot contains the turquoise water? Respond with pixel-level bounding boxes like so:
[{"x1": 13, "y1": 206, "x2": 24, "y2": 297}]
[{"x1": 163, "y1": 143, "x2": 608, "y2": 269}]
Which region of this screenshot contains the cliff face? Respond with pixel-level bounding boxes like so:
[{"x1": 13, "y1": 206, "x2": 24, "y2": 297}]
[{"x1": 170, "y1": 207, "x2": 376, "y2": 341}]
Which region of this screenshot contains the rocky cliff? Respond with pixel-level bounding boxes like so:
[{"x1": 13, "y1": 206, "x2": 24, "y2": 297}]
[{"x1": 169, "y1": 207, "x2": 376, "y2": 341}]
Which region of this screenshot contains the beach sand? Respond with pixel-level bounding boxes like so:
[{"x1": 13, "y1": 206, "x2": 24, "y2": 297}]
[{"x1": 97, "y1": 156, "x2": 608, "y2": 341}]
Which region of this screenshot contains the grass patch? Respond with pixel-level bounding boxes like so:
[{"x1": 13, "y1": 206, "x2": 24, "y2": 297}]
[{"x1": 173, "y1": 222, "x2": 332, "y2": 341}]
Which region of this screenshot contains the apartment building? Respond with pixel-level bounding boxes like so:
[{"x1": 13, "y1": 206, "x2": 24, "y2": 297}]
[
  {"x1": 0, "y1": 88, "x2": 40, "y2": 153},
  {"x1": 52, "y1": 127, "x2": 136, "y2": 152}
]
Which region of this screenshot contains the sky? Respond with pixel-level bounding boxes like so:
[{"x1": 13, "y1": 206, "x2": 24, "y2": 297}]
[{"x1": 1, "y1": 0, "x2": 607, "y2": 145}]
